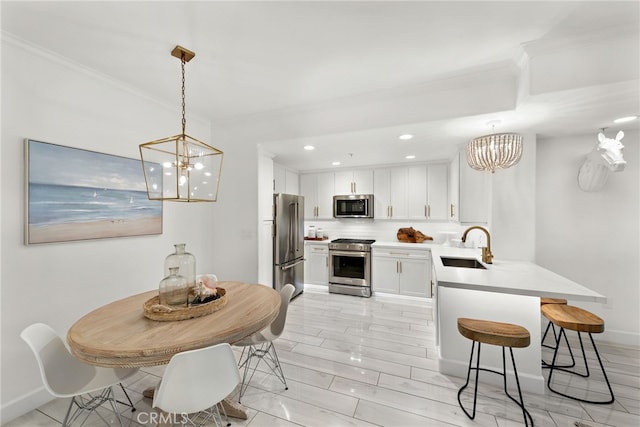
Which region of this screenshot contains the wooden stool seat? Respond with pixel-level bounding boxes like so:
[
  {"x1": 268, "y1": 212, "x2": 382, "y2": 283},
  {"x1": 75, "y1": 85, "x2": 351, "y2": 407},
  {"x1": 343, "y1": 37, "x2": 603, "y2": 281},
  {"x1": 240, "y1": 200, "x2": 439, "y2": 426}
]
[
  {"x1": 541, "y1": 304, "x2": 604, "y2": 334},
  {"x1": 457, "y1": 318, "x2": 531, "y2": 348},
  {"x1": 540, "y1": 297, "x2": 567, "y2": 306}
]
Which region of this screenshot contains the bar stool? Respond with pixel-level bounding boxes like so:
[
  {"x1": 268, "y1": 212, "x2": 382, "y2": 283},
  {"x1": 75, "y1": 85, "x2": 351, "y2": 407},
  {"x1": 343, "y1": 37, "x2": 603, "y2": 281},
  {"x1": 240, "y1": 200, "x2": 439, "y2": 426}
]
[
  {"x1": 540, "y1": 298, "x2": 574, "y2": 368},
  {"x1": 457, "y1": 318, "x2": 534, "y2": 426},
  {"x1": 541, "y1": 304, "x2": 614, "y2": 404}
]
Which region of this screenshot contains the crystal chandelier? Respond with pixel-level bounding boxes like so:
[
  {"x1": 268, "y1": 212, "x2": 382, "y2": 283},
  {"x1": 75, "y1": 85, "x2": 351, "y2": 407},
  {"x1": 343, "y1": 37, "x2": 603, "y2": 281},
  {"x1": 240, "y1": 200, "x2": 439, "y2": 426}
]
[
  {"x1": 466, "y1": 130, "x2": 523, "y2": 173},
  {"x1": 139, "y1": 46, "x2": 223, "y2": 202}
]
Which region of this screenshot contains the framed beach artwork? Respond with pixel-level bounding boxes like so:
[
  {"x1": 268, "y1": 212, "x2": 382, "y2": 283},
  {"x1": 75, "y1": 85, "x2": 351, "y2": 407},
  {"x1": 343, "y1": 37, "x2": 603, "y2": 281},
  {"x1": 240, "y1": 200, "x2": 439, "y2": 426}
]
[{"x1": 24, "y1": 139, "x2": 163, "y2": 244}]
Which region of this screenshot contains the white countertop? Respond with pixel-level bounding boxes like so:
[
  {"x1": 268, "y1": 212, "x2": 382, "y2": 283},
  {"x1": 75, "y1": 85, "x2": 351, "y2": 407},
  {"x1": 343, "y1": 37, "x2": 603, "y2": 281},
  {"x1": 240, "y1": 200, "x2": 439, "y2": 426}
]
[{"x1": 431, "y1": 246, "x2": 606, "y2": 303}]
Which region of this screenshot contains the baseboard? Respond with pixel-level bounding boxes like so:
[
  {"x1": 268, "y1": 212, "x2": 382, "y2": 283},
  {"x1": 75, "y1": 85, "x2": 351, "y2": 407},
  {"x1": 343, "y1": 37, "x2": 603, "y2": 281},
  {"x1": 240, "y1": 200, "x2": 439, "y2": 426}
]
[
  {"x1": 1, "y1": 386, "x2": 52, "y2": 425},
  {"x1": 596, "y1": 329, "x2": 640, "y2": 349}
]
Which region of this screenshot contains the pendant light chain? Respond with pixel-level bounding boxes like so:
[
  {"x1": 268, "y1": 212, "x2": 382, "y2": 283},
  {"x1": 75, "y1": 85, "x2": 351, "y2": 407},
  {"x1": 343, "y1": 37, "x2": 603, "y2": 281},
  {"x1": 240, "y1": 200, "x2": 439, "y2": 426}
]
[{"x1": 181, "y1": 53, "x2": 187, "y2": 135}]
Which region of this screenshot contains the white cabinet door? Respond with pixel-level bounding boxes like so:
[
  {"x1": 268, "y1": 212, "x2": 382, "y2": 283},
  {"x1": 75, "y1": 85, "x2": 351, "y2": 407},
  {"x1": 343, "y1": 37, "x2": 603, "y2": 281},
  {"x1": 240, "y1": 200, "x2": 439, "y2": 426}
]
[
  {"x1": 335, "y1": 170, "x2": 373, "y2": 195},
  {"x1": 353, "y1": 170, "x2": 374, "y2": 194},
  {"x1": 273, "y1": 164, "x2": 286, "y2": 194},
  {"x1": 449, "y1": 152, "x2": 460, "y2": 222},
  {"x1": 372, "y1": 256, "x2": 400, "y2": 294},
  {"x1": 316, "y1": 172, "x2": 335, "y2": 219},
  {"x1": 427, "y1": 163, "x2": 449, "y2": 220},
  {"x1": 389, "y1": 167, "x2": 408, "y2": 219},
  {"x1": 374, "y1": 168, "x2": 391, "y2": 219},
  {"x1": 408, "y1": 165, "x2": 428, "y2": 219},
  {"x1": 305, "y1": 243, "x2": 328, "y2": 286},
  {"x1": 299, "y1": 173, "x2": 334, "y2": 219},
  {"x1": 334, "y1": 171, "x2": 354, "y2": 195},
  {"x1": 299, "y1": 174, "x2": 317, "y2": 219},
  {"x1": 285, "y1": 169, "x2": 299, "y2": 195},
  {"x1": 399, "y1": 257, "x2": 430, "y2": 297}
]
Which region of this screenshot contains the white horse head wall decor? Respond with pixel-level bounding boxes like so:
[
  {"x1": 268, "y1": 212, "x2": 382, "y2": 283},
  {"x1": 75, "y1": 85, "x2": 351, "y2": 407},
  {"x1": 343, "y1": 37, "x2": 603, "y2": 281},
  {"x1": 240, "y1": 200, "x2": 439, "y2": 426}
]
[{"x1": 578, "y1": 131, "x2": 626, "y2": 192}]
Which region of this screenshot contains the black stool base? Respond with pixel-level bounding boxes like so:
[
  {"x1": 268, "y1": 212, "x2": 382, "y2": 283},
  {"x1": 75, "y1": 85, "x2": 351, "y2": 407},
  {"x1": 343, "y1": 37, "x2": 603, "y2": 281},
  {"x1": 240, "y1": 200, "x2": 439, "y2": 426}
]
[
  {"x1": 457, "y1": 341, "x2": 534, "y2": 426},
  {"x1": 546, "y1": 328, "x2": 614, "y2": 404}
]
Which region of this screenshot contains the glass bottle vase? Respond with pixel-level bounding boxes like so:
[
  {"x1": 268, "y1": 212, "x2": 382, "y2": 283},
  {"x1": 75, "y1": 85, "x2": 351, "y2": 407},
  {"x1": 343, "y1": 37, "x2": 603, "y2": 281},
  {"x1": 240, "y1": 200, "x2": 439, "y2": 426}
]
[
  {"x1": 164, "y1": 243, "x2": 196, "y2": 301},
  {"x1": 158, "y1": 267, "x2": 188, "y2": 307}
]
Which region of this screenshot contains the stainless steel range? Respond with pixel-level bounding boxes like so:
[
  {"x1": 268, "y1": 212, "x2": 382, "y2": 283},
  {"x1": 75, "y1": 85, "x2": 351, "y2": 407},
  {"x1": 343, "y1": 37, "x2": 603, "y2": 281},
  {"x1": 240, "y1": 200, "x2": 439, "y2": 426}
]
[{"x1": 328, "y1": 238, "x2": 375, "y2": 297}]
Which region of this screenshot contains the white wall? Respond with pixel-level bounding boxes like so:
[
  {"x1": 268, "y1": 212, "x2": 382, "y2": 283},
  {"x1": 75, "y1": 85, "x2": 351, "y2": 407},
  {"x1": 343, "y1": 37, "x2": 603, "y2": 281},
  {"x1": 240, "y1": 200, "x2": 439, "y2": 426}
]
[
  {"x1": 491, "y1": 133, "x2": 537, "y2": 261},
  {"x1": 536, "y1": 130, "x2": 640, "y2": 347},
  {"x1": 0, "y1": 37, "x2": 220, "y2": 422}
]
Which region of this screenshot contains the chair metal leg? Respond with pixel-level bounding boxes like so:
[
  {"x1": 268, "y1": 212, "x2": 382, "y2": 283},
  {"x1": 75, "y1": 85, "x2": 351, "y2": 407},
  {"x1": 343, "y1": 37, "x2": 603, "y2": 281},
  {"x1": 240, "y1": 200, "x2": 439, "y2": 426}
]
[
  {"x1": 542, "y1": 322, "x2": 575, "y2": 368},
  {"x1": 62, "y1": 386, "x2": 124, "y2": 427},
  {"x1": 238, "y1": 342, "x2": 289, "y2": 403},
  {"x1": 546, "y1": 328, "x2": 615, "y2": 404},
  {"x1": 458, "y1": 341, "x2": 534, "y2": 426},
  {"x1": 457, "y1": 340, "x2": 481, "y2": 420},
  {"x1": 117, "y1": 383, "x2": 136, "y2": 412}
]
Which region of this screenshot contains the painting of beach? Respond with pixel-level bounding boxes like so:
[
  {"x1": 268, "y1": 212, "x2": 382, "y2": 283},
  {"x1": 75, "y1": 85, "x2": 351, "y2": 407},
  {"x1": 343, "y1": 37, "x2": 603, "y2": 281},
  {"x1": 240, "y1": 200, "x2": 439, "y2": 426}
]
[{"x1": 25, "y1": 139, "x2": 162, "y2": 244}]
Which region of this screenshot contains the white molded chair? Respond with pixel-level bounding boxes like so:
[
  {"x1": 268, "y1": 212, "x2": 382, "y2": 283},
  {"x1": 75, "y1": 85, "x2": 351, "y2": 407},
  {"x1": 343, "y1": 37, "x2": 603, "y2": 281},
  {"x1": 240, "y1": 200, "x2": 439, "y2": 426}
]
[
  {"x1": 234, "y1": 283, "x2": 295, "y2": 402},
  {"x1": 152, "y1": 342, "x2": 240, "y2": 427},
  {"x1": 20, "y1": 323, "x2": 139, "y2": 427}
]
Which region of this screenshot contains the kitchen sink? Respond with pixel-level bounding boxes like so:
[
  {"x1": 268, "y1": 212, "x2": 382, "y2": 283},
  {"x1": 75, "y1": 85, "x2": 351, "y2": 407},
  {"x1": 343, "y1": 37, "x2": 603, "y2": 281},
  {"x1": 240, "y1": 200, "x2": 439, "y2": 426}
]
[{"x1": 440, "y1": 257, "x2": 486, "y2": 269}]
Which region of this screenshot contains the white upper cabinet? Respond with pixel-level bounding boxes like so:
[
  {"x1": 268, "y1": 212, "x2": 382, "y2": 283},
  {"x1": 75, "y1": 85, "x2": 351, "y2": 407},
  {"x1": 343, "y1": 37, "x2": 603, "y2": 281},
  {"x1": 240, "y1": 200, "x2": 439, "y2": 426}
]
[
  {"x1": 406, "y1": 164, "x2": 449, "y2": 220},
  {"x1": 334, "y1": 169, "x2": 374, "y2": 195},
  {"x1": 274, "y1": 164, "x2": 299, "y2": 195},
  {"x1": 427, "y1": 163, "x2": 449, "y2": 220},
  {"x1": 407, "y1": 166, "x2": 427, "y2": 219},
  {"x1": 300, "y1": 172, "x2": 334, "y2": 219},
  {"x1": 374, "y1": 167, "x2": 408, "y2": 219}
]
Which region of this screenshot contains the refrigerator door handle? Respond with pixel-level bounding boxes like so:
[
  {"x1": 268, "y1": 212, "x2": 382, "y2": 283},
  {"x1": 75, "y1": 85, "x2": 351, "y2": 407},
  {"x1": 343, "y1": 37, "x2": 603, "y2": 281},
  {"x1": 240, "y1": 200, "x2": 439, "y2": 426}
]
[{"x1": 280, "y1": 259, "x2": 306, "y2": 271}]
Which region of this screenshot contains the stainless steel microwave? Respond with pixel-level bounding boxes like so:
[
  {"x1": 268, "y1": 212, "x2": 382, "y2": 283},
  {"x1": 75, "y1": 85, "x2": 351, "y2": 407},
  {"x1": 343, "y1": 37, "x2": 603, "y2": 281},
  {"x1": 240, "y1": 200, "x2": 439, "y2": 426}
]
[{"x1": 333, "y1": 194, "x2": 374, "y2": 218}]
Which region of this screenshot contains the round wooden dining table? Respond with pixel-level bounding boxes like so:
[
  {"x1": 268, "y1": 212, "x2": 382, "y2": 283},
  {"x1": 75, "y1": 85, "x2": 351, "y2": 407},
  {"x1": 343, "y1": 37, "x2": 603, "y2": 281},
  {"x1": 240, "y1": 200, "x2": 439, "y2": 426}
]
[{"x1": 67, "y1": 281, "x2": 281, "y2": 368}]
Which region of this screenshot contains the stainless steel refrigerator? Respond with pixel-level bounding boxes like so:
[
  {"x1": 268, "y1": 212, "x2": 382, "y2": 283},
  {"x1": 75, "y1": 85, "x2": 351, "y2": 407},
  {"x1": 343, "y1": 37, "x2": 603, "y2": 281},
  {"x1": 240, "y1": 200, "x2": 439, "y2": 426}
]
[{"x1": 273, "y1": 193, "x2": 304, "y2": 298}]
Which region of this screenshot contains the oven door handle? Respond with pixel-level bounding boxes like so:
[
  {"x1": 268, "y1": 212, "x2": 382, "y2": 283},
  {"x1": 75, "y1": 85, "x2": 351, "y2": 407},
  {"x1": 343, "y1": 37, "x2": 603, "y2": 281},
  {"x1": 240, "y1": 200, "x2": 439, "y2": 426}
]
[
  {"x1": 280, "y1": 259, "x2": 306, "y2": 271},
  {"x1": 329, "y1": 250, "x2": 369, "y2": 257}
]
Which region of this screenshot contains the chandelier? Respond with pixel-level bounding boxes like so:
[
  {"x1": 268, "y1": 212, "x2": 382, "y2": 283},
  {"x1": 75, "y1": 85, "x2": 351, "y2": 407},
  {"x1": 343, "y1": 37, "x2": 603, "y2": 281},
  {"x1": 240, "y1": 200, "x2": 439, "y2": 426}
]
[
  {"x1": 139, "y1": 46, "x2": 223, "y2": 202},
  {"x1": 466, "y1": 130, "x2": 523, "y2": 173}
]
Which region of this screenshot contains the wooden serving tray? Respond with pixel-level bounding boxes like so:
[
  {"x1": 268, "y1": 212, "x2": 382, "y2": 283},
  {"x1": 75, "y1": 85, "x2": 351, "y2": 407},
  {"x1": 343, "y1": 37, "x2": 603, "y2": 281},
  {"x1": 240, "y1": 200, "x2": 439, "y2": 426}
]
[{"x1": 143, "y1": 287, "x2": 227, "y2": 321}]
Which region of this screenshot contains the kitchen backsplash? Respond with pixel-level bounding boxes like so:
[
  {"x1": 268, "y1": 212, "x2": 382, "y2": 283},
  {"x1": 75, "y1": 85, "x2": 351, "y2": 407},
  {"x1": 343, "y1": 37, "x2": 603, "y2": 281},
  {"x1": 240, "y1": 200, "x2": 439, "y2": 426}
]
[{"x1": 304, "y1": 220, "x2": 487, "y2": 248}]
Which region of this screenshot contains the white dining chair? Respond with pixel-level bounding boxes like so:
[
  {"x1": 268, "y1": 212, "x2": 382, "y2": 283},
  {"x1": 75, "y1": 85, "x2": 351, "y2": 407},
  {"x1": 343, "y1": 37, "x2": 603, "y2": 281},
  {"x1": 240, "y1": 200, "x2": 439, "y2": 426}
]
[
  {"x1": 234, "y1": 283, "x2": 295, "y2": 402},
  {"x1": 20, "y1": 323, "x2": 139, "y2": 427},
  {"x1": 152, "y1": 342, "x2": 240, "y2": 427}
]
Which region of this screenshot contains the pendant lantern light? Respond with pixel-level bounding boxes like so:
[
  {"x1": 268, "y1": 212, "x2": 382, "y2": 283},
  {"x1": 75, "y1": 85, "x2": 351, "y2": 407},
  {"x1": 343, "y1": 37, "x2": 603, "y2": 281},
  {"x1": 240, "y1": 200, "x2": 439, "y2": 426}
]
[{"x1": 139, "y1": 46, "x2": 223, "y2": 202}]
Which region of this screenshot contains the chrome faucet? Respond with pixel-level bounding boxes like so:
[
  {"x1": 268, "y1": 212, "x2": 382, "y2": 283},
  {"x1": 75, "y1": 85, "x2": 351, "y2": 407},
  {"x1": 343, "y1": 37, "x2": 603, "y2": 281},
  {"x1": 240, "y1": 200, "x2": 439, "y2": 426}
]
[{"x1": 461, "y1": 226, "x2": 493, "y2": 264}]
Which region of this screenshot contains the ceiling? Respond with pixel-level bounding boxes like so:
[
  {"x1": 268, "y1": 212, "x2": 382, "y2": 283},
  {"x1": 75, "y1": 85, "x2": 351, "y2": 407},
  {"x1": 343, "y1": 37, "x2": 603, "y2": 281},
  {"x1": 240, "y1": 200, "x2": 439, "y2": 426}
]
[{"x1": 2, "y1": 1, "x2": 639, "y2": 171}]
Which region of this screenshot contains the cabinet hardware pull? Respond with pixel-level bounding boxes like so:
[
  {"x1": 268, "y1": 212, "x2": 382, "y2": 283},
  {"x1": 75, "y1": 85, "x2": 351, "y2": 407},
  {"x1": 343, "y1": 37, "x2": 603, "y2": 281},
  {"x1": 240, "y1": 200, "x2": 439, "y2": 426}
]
[
  {"x1": 396, "y1": 260, "x2": 399, "y2": 273},
  {"x1": 428, "y1": 205, "x2": 431, "y2": 217},
  {"x1": 390, "y1": 252, "x2": 409, "y2": 256},
  {"x1": 390, "y1": 206, "x2": 393, "y2": 217},
  {"x1": 450, "y1": 203, "x2": 455, "y2": 218},
  {"x1": 399, "y1": 261, "x2": 402, "y2": 274}
]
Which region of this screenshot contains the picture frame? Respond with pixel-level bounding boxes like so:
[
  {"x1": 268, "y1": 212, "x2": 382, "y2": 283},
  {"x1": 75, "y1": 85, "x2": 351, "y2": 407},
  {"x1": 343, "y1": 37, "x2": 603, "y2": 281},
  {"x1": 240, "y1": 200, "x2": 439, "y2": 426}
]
[{"x1": 24, "y1": 139, "x2": 163, "y2": 244}]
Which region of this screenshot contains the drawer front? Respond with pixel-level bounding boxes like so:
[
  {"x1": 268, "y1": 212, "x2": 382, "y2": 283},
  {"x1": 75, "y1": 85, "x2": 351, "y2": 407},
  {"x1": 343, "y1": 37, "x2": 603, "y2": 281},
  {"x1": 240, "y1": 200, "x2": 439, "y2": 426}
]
[{"x1": 372, "y1": 248, "x2": 429, "y2": 260}]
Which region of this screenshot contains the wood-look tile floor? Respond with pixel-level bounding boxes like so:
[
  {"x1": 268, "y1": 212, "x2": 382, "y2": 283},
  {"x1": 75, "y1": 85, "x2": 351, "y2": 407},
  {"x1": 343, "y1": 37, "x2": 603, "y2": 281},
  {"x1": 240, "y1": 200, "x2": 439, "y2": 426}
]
[{"x1": 7, "y1": 286, "x2": 639, "y2": 426}]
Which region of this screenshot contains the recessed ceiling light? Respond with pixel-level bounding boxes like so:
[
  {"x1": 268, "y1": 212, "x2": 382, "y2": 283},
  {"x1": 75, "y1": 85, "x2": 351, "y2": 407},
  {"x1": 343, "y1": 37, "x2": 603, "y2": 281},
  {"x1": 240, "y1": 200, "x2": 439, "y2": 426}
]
[
  {"x1": 303, "y1": 145, "x2": 315, "y2": 150},
  {"x1": 614, "y1": 116, "x2": 638, "y2": 123},
  {"x1": 405, "y1": 155, "x2": 416, "y2": 160},
  {"x1": 332, "y1": 161, "x2": 341, "y2": 166},
  {"x1": 399, "y1": 134, "x2": 414, "y2": 140}
]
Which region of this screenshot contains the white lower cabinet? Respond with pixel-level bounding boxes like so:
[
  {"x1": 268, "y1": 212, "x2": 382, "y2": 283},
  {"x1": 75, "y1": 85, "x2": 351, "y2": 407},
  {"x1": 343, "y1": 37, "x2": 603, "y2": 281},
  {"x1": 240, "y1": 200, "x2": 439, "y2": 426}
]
[
  {"x1": 304, "y1": 242, "x2": 329, "y2": 286},
  {"x1": 372, "y1": 247, "x2": 431, "y2": 297}
]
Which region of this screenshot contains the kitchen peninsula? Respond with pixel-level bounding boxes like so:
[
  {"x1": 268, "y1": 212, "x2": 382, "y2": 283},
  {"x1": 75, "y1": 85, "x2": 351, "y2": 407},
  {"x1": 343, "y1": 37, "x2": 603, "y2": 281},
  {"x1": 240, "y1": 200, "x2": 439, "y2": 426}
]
[{"x1": 431, "y1": 246, "x2": 606, "y2": 394}]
